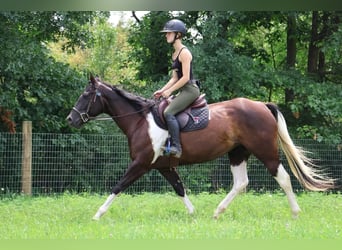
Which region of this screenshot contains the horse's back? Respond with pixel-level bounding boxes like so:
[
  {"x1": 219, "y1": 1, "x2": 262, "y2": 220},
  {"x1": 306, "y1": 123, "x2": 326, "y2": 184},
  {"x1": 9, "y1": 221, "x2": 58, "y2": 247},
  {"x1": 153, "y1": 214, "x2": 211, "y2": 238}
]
[
  {"x1": 206, "y1": 97, "x2": 278, "y2": 145},
  {"x1": 208, "y1": 97, "x2": 272, "y2": 122},
  {"x1": 209, "y1": 97, "x2": 265, "y2": 109}
]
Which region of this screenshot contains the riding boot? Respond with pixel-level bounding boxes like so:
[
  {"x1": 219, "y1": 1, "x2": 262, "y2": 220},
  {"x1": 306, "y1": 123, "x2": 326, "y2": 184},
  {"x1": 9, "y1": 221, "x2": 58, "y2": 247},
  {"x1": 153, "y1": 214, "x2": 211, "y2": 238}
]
[{"x1": 164, "y1": 114, "x2": 182, "y2": 158}]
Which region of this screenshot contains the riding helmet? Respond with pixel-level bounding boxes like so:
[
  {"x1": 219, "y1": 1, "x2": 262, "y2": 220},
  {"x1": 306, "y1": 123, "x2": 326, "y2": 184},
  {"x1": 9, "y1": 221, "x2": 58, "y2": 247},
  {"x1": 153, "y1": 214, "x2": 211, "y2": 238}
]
[{"x1": 160, "y1": 19, "x2": 187, "y2": 36}]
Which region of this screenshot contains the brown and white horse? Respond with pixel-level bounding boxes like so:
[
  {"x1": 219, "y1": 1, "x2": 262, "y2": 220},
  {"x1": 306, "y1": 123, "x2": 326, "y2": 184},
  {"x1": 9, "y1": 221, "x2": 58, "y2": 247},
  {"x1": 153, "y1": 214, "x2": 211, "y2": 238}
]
[{"x1": 66, "y1": 76, "x2": 335, "y2": 220}]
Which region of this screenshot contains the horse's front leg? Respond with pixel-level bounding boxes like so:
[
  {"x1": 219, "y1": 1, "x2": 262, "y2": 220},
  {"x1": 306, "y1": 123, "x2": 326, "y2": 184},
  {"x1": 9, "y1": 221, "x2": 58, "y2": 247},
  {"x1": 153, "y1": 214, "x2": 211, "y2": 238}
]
[
  {"x1": 93, "y1": 162, "x2": 150, "y2": 220},
  {"x1": 158, "y1": 167, "x2": 195, "y2": 214}
]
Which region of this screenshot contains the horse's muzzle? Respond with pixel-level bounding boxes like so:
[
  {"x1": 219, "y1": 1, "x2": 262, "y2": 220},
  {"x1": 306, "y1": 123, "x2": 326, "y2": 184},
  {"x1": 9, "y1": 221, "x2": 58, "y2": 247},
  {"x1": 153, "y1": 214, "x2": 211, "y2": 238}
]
[{"x1": 66, "y1": 112, "x2": 83, "y2": 128}]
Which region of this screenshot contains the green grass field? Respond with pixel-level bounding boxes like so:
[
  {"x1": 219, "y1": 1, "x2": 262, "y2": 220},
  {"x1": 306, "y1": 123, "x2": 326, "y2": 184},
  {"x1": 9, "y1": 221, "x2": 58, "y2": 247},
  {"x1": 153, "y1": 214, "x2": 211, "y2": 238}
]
[{"x1": 0, "y1": 191, "x2": 341, "y2": 239}]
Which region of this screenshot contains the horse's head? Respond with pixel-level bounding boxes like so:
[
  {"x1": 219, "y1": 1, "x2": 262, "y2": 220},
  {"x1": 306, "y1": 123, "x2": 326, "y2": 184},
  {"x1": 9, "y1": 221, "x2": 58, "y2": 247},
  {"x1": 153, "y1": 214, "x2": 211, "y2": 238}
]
[{"x1": 66, "y1": 75, "x2": 104, "y2": 128}]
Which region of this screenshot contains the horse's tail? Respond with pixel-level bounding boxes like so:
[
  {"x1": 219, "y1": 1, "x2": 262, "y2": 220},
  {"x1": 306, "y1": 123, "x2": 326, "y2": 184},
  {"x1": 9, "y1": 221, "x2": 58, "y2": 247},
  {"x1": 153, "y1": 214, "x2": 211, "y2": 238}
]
[{"x1": 265, "y1": 103, "x2": 335, "y2": 191}]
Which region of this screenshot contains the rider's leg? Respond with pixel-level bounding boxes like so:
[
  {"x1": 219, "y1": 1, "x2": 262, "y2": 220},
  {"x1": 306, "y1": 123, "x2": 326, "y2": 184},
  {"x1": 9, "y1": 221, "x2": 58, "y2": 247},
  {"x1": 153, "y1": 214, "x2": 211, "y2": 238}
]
[
  {"x1": 163, "y1": 84, "x2": 200, "y2": 158},
  {"x1": 164, "y1": 113, "x2": 182, "y2": 158}
]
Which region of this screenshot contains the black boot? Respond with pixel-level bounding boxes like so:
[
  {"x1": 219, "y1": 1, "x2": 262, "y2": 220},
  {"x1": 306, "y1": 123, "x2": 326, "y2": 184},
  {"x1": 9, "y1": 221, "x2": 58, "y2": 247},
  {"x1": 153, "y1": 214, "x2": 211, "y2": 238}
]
[{"x1": 164, "y1": 114, "x2": 182, "y2": 158}]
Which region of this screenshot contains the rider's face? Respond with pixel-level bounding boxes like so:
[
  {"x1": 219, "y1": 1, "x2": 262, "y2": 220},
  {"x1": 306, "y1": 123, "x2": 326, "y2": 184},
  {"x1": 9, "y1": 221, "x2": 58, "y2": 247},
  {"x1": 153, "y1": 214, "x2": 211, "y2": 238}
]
[{"x1": 165, "y1": 32, "x2": 176, "y2": 44}]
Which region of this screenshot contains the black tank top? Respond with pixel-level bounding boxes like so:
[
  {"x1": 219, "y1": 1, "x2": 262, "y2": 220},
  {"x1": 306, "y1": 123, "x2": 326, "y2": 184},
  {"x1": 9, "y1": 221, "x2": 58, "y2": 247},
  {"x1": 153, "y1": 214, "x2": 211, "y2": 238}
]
[{"x1": 171, "y1": 47, "x2": 193, "y2": 80}]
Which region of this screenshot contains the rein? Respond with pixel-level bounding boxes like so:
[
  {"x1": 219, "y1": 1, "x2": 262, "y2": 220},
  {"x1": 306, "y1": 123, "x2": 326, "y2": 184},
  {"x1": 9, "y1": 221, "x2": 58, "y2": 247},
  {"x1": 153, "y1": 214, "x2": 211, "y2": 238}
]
[
  {"x1": 72, "y1": 87, "x2": 156, "y2": 122},
  {"x1": 89, "y1": 106, "x2": 155, "y2": 121}
]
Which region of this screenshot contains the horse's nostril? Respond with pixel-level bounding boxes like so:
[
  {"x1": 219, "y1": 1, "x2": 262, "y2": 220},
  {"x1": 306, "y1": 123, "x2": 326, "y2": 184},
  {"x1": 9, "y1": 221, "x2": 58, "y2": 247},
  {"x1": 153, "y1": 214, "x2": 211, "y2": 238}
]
[{"x1": 66, "y1": 115, "x2": 72, "y2": 122}]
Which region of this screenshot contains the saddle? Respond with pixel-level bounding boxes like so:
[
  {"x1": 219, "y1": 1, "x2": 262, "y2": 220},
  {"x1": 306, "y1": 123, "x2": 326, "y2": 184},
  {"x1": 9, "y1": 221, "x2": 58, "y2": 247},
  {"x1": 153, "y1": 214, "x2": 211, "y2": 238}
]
[{"x1": 152, "y1": 94, "x2": 210, "y2": 132}]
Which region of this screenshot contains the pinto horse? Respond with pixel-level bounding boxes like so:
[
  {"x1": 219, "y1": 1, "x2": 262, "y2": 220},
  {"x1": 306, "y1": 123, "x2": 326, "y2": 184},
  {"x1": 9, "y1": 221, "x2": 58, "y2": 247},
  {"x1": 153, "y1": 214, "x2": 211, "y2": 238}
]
[{"x1": 66, "y1": 76, "x2": 334, "y2": 220}]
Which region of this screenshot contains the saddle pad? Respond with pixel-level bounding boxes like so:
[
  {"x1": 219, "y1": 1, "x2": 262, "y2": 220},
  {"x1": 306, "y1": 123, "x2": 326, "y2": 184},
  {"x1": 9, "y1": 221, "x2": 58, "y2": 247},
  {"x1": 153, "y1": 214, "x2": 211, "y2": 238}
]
[
  {"x1": 181, "y1": 106, "x2": 209, "y2": 132},
  {"x1": 151, "y1": 105, "x2": 209, "y2": 132}
]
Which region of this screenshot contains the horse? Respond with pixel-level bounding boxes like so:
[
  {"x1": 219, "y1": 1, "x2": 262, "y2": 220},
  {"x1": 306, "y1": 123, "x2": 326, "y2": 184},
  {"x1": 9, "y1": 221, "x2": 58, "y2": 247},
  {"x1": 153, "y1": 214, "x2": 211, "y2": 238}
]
[{"x1": 66, "y1": 76, "x2": 335, "y2": 221}]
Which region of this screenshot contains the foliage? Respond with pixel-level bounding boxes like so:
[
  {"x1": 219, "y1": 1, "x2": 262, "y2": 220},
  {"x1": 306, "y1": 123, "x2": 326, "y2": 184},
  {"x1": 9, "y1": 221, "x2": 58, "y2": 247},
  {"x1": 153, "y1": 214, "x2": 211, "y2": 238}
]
[
  {"x1": 190, "y1": 11, "x2": 341, "y2": 144},
  {"x1": 0, "y1": 11, "x2": 109, "y2": 133},
  {"x1": 128, "y1": 11, "x2": 173, "y2": 82},
  {"x1": 1, "y1": 11, "x2": 108, "y2": 51},
  {"x1": 48, "y1": 17, "x2": 145, "y2": 96},
  {"x1": 0, "y1": 36, "x2": 84, "y2": 132},
  {"x1": 283, "y1": 76, "x2": 342, "y2": 143},
  {"x1": 83, "y1": 18, "x2": 142, "y2": 86},
  {"x1": 189, "y1": 17, "x2": 271, "y2": 102}
]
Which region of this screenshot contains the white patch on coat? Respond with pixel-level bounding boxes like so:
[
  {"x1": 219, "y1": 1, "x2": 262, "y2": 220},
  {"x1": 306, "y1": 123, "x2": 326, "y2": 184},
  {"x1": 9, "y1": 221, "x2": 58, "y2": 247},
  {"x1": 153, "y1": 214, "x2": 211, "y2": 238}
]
[
  {"x1": 182, "y1": 193, "x2": 195, "y2": 214},
  {"x1": 93, "y1": 193, "x2": 117, "y2": 220},
  {"x1": 146, "y1": 113, "x2": 168, "y2": 163},
  {"x1": 274, "y1": 163, "x2": 301, "y2": 217},
  {"x1": 213, "y1": 161, "x2": 249, "y2": 219}
]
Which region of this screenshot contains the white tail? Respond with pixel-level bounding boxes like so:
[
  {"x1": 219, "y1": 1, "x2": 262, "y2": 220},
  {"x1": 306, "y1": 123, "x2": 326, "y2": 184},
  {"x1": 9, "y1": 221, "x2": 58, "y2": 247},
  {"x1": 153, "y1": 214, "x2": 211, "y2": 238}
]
[{"x1": 275, "y1": 109, "x2": 335, "y2": 191}]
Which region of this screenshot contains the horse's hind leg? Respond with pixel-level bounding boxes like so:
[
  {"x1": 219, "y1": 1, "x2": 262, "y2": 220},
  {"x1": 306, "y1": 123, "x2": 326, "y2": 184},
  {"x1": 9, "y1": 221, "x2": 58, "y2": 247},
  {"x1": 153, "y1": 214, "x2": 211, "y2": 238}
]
[
  {"x1": 213, "y1": 161, "x2": 248, "y2": 219},
  {"x1": 273, "y1": 163, "x2": 301, "y2": 218},
  {"x1": 214, "y1": 147, "x2": 250, "y2": 219},
  {"x1": 252, "y1": 139, "x2": 301, "y2": 218},
  {"x1": 158, "y1": 167, "x2": 195, "y2": 214}
]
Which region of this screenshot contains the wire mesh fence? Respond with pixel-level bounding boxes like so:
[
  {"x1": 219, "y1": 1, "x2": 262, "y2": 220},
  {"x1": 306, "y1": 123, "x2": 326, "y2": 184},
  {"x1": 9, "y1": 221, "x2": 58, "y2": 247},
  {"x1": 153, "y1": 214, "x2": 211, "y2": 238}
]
[{"x1": 0, "y1": 132, "x2": 341, "y2": 196}]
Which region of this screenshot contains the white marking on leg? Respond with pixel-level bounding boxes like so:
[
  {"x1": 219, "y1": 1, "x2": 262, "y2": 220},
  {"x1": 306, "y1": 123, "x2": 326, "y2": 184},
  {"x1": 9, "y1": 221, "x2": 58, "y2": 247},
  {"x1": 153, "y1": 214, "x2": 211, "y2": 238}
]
[
  {"x1": 181, "y1": 193, "x2": 195, "y2": 214},
  {"x1": 213, "y1": 161, "x2": 248, "y2": 219},
  {"x1": 146, "y1": 113, "x2": 169, "y2": 163},
  {"x1": 93, "y1": 193, "x2": 117, "y2": 220},
  {"x1": 274, "y1": 164, "x2": 301, "y2": 218}
]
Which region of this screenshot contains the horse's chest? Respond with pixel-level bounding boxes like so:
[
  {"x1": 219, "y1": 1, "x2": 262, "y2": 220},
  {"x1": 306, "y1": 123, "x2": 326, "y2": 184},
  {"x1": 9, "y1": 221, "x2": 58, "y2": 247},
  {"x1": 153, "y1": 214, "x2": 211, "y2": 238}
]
[{"x1": 146, "y1": 113, "x2": 169, "y2": 163}]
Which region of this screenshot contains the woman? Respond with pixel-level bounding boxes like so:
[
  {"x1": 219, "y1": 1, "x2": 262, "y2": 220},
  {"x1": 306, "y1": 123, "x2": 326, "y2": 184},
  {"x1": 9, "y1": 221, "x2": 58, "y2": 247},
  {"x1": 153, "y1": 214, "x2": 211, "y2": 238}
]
[{"x1": 154, "y1": 19, "x2": 200, "y2": 158}]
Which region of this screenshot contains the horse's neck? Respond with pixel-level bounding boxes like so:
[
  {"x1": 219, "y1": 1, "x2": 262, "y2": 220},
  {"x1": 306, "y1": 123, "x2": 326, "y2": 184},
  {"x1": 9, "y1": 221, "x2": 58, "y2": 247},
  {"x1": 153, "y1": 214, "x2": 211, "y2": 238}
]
[{"x1": 104, "y1": 91, "x2": 146, "y2": 135}]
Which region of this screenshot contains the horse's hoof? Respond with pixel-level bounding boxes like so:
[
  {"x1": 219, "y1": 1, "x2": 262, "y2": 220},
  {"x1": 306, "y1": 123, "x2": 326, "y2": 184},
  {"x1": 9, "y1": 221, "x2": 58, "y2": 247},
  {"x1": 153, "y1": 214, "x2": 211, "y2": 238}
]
[
  {"x1": 213, "y1": 213, "x2": 219, "y2": 220},
  {"x1": 292, "y1": 213, "x2": 300, "y2": 220},
  {"x1": 92, "y1": 211, "x2": 102, "y2": 221},
  {"x1": 92, "y1": 216, "x2": 100, "y2": 221},
  {"x1": 291, "y1": 208, "x2": 301, "y2": 219}
]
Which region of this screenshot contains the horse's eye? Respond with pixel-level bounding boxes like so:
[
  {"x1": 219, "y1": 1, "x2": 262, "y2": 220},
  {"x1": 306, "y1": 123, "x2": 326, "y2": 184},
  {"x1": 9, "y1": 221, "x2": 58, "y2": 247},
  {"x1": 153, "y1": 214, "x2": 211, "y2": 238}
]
[{"x1": 83, "y1": 91, "x2": 91, "y2": 97}]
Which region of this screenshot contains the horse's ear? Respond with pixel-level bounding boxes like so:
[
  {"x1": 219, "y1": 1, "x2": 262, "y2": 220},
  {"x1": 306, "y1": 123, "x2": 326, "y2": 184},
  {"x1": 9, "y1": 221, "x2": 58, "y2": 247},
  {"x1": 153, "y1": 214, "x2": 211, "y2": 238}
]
[{"x1": 89, "y1": 74, "x2": 100, "y2": 88}]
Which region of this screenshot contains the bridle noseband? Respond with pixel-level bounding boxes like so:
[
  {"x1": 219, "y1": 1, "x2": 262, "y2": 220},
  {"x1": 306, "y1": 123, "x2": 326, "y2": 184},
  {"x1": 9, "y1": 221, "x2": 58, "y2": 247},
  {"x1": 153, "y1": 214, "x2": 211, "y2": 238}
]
[
  {"x1": 72, "y1": 88, "x2": 103, "y2": 123},
  {"x1": 72, "y1": 107, "x2": 90, "y2": 123}
]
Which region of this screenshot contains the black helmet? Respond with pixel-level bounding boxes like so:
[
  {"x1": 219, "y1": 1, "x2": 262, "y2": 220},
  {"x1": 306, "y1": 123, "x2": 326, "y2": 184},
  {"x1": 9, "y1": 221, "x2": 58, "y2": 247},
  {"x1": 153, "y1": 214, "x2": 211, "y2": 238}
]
[{"x1": 160, "y1": 19, "x2": 186, "y2": 36}]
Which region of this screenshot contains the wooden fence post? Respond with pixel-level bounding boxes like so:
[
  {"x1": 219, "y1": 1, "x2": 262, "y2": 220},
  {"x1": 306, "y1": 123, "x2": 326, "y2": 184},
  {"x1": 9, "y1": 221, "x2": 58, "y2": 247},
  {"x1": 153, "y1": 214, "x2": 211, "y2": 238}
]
[{"x1": 21, "y1": 121, "x2": 32, "y2": 195}]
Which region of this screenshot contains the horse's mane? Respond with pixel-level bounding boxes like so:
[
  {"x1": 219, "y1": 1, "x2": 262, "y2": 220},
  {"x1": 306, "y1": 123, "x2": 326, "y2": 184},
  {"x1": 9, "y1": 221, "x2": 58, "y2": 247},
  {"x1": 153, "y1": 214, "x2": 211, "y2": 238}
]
[{"x1": 100, "y1": 80, "x2": 156, "y2": 115}]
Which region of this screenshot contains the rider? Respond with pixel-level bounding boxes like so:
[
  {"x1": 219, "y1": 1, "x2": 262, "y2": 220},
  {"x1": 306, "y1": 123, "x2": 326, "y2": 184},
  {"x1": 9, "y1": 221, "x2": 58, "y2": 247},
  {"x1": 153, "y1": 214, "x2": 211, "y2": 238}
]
[{"x1": 154, "y1": 19, "x2": 200, "y2": 158}]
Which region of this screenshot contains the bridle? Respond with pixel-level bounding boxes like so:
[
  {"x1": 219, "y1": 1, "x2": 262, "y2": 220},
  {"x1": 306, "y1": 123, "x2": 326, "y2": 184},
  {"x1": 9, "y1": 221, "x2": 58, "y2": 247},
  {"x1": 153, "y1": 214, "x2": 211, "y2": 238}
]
[
  {"x1": 72, "y1": 84, "x2": 157, "y2": 123},
  {"x1": 72, "y1": 88, "x2": 104, "y2": 123}
]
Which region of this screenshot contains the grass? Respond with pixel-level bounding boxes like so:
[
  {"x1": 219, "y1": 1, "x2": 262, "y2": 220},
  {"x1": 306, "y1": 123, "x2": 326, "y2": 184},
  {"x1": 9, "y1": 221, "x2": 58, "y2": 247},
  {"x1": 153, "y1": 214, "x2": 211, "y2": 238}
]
[{"x1": 0, "y1": 191, "x2": 341, "y2": 239}]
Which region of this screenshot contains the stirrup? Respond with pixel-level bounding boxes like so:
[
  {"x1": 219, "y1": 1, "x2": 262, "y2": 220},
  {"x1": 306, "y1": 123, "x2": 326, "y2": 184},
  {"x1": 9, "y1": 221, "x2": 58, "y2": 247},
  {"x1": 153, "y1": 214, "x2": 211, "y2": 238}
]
[
  {"x1": 169, "y1": 146, "x2": 182, "y2": 158},
  {"x1": 161, "y1": 145, "x2": 182, "y2": 158}
]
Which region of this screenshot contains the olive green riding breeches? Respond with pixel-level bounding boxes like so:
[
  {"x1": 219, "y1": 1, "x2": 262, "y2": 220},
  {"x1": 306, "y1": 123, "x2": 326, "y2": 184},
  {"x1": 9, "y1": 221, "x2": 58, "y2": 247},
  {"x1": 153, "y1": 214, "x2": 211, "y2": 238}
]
[{"x1": 164, "y1": 83, "x2": 200, "y2": 116}]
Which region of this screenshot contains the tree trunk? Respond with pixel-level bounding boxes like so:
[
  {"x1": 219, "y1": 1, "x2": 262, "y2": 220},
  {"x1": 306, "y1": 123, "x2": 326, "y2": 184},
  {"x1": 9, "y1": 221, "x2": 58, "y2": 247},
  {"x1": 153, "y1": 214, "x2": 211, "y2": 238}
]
[
  {"x1": 285, "y1": 12, "x2": 297, "y2": 103},
  {"x1": 307, "y1": 11, "x2": 320, "y2": 74},
  {"x1": 286, "y1": 12, "x2": 297, "y2": 69}
]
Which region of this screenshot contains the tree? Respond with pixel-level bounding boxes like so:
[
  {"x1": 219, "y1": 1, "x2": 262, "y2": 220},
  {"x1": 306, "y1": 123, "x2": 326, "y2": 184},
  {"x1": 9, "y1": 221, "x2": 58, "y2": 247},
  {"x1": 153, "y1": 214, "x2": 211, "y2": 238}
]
[
  {"x1": 285, "y1": 12, "x2": 297, "y2": 103},
  {"x1": 128, "y1": 11, "x2": 173, "y2": 82},
  {"x1": 0, "y1": 11, "x2": 109, "y2": 133},
  {"x1": 86, "y1": 18, "x2": 141, "y2": 86},
  {"x1": 307, "y1": 11, "x2": 341, "y2": 81}
]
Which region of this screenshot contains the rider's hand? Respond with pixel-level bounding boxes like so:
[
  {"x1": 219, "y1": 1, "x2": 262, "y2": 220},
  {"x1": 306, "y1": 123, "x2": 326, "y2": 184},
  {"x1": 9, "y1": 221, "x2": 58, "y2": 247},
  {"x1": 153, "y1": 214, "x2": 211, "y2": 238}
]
[
  {"x1": 162, "y1": 89, "x2": 172, "y2": 99},
  {"x1": 154, "y1": 90, "x2": 163, "y2": 99}
]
